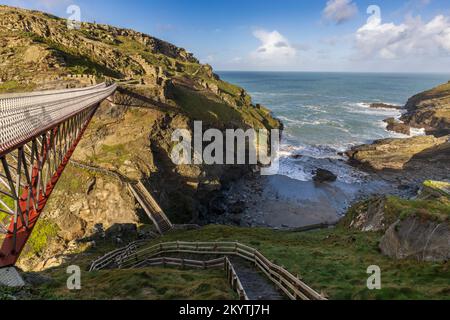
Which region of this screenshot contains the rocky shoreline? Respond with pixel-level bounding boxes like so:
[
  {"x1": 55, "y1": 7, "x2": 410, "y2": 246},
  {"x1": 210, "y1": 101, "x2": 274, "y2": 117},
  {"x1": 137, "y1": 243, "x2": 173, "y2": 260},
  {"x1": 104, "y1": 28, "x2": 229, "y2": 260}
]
[{"x1": 210, "y1": 82, "x2": 450, "y2": 236}]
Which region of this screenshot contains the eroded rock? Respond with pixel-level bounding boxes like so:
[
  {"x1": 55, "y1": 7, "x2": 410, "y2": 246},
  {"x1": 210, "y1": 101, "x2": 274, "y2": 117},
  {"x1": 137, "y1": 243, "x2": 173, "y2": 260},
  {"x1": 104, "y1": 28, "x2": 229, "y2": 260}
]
[
  {"x1": 380, "y1": 217, "x2": 450, "y2": 262},
  {"x1": 384, "y1": 118, "x2": 411, "y2": 135},
  {"x1": 348, "y1": 197, "x2": 389, "y2": 232},
  {"x1": 346, "y1": 135, "x2": 449, "y2": 170}
]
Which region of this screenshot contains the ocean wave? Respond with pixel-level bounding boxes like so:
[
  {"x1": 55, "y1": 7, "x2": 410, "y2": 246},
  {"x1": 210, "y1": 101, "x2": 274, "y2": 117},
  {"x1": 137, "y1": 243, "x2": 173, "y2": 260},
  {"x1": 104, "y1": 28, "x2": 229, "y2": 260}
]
[
  {"x1": 410, "y1": 127, "x2": 426, "y2": 136},
  {"x1": 271, "y1": 144, "x2": 369, "y2": 183},
  {"x1": 346, "y1": 102, "x2": 403, "y2": 117},
  {"x1": 278, "y1": 116, "x2": 330, "y2": 127}
]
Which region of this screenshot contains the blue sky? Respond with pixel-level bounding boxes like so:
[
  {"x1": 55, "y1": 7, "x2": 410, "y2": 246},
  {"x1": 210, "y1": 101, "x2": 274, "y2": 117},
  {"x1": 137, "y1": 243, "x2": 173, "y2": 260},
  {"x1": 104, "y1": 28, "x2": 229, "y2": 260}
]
[{"x1": 3, "y1": 0, "x2": 450, "y2": 72}]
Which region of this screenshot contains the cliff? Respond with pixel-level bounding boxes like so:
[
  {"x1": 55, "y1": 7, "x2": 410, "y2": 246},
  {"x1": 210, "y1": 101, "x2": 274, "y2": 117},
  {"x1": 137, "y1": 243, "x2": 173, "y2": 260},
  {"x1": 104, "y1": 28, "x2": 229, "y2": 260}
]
[
  {"x1": 0, "y1": 5, "x2": 281, "y2": 270},
  {"x1": 401, "y1": 81, "x2": 450, "y2": 137}
]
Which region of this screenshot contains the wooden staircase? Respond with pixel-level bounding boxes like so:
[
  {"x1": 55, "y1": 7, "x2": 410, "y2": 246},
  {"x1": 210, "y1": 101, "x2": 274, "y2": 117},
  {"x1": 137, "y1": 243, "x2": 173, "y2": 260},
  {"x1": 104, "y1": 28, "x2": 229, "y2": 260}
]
[{"x1": 127, "y1": 181, "x2": 173, "y2": 234}]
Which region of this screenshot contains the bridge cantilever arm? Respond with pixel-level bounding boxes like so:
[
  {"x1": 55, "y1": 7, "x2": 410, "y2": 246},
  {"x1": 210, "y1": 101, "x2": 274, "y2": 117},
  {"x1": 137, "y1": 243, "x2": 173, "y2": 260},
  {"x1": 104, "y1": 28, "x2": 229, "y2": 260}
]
[{"x1": 0, "y1": 83, "x2": 117, "y2": 267}]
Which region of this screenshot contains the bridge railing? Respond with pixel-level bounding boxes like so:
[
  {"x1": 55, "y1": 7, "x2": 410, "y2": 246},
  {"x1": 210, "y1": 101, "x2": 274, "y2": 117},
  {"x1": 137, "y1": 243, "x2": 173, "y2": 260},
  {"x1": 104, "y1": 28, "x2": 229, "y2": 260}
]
[
  {"x1": 0, "y1": 83, "x2": 116, "y2": 157},
  {"x1": 90, "y1": 241, "x2": 326, "y2": 300},
  {"x1": 0, "y1": 83, "x2": 117, "y2": 267}
]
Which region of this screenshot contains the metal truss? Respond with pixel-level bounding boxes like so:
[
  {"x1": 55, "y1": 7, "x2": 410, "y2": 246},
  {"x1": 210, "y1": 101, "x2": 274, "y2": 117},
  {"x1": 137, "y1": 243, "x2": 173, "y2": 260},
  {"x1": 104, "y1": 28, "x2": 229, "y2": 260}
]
[{"x1": 0, "y1": 83, "x2": 116, "y2": 267}]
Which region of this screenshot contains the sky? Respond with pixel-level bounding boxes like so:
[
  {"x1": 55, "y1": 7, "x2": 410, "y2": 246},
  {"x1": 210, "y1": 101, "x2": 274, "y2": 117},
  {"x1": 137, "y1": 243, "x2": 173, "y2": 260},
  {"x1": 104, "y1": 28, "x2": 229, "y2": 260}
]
[{"x1": 2, "y1": 0, "x2": 450, "y2": 73}]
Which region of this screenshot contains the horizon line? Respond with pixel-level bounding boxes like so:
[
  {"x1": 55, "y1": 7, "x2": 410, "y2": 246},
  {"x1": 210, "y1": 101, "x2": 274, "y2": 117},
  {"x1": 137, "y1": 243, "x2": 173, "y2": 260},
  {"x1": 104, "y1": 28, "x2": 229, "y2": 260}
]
[{"x1": 215, "y1": 70, "x2": 450, "y2": 75}]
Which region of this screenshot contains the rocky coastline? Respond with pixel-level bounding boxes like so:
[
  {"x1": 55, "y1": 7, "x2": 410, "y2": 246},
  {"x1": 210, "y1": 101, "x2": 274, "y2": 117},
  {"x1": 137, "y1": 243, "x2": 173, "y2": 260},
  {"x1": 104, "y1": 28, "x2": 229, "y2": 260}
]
[{"x1": 211, "y1": 81, "x2": 449, "y2": 262}]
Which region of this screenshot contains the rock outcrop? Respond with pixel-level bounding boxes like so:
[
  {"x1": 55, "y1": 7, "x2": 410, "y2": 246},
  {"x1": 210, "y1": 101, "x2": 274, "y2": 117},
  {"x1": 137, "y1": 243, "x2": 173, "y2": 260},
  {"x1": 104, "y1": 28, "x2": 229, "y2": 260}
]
[
  {"x1": 380, "y1": 217, "x2": 450, "y2": 262},
  {"x1": 384, "y1": 118, "x2": 411, "y2": 135},
  {"x1": 346, "y1": 192, "x2": 450, "y2": 262},
  {"x1": 401, "y1": 81, "x2": 450, "y2": 137},
  {"x1": 346, "y1": 135, "x2": 449, "y2": 170},
  {"x1": 370, "y1": 103, "x2": 402, "y2": 110},
  {"x1": 345, "y1": 197, "x2": 390, "y2": 232}
]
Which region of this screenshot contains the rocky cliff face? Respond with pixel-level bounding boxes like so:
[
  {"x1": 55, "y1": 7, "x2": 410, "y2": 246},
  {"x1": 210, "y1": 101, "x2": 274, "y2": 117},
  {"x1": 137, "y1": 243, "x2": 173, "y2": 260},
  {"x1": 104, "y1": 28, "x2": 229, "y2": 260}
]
[
  {"x1": 380, "y1": 217, "x2": 450, "y2": 262},
  {"x1": 345, "y1": 187, "x2": 450, "y2": 262},
  {"x1": 0, "y1": 5, "x2": 281, "y2": 271},
  {"x1": 401, "y1": 81, "x2": 450, "y2": 137}
]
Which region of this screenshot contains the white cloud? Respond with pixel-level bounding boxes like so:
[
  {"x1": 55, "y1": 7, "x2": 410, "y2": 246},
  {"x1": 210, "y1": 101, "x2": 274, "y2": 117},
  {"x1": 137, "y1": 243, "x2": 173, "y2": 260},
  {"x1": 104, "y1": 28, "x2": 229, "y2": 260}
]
[
  {"x1": 355, "y1": 14, "x2": 450, "y2": 59},
  {"x1": 323, "y1": 0, "x2": 358, "y2": 24},
  {"x1": 251, "y1": 29, "x2": 297, "y2": 65}
]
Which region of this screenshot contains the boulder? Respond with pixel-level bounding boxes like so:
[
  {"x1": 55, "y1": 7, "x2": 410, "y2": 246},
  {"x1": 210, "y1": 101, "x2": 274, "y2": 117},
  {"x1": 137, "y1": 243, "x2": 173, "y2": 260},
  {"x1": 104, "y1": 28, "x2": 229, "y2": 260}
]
[
  {"x1": 384, "y1": 118, "x2": 411, "y2": 135},
  {"x1": 380, "y1": 217, "x2": 450, "y2": 262},
  {"x1": 313, "y1": 169, "x2": 337, "y2": 183},
  {"x1": 370, "y1": 103, "x2": 402, "y2": 110},
  {"x1": 56, "y1": 212, "x2": 86, "y2": 241}
]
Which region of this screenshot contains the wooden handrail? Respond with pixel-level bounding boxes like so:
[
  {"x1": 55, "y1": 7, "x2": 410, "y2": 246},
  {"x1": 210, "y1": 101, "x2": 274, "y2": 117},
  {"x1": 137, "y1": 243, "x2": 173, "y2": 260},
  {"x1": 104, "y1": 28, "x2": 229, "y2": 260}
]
[{"x1": 90, "y1": 241, "x2": 325, "y2": 300}]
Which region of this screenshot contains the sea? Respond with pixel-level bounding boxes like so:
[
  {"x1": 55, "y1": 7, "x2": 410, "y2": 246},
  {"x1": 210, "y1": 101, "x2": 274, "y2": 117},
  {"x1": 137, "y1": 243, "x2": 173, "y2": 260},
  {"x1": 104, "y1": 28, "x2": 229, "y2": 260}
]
[{"x1": 218, "y1": 72, "x2": 450, "y2": 183}]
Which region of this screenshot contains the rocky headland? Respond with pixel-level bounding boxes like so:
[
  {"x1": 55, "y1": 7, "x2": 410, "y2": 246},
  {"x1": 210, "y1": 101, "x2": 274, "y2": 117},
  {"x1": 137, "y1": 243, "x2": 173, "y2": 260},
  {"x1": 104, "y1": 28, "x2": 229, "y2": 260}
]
[
  {"x1": 0, "y1": 5, "x2": 449, "y2": 301},
  {"x1": 0, "y1": 5, "x2": 281, "y2": 271},
  {"x1": 344, "y1": 82, "x2": 450, "y2": 262}
]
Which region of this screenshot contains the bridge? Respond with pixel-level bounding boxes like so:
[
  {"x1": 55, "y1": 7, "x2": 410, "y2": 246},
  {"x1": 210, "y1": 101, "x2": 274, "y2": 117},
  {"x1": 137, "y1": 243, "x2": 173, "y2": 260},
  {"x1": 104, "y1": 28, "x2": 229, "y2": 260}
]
[{"x1": 0, "y1": 83, "x2": 117, "y2": 267}]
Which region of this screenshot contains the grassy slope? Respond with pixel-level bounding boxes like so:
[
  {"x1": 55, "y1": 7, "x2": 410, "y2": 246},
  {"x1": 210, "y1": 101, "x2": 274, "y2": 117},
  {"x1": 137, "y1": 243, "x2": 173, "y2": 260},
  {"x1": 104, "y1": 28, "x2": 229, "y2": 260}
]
[
  {"x1": 32, "y1": 268, "x2": 236, "y2": 300},
  {"x1": 3, "y1": 224, "x2": 448, "y2": 300},
  {"x1": 343, "y1": 195, "x2": 450, "y2": 228},
  {"x1": 134, "y1": 225, "x2": 450, "y2": 300}
]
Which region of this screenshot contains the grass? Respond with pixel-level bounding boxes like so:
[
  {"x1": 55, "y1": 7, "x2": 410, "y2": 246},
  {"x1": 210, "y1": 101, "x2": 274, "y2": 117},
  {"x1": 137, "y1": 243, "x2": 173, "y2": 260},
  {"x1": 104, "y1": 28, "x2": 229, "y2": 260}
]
[
  {"x1": 0, "y1": 195, "x2": 14, "y2": 216},
  {"x1": 385, "y1": 196, "x2": 450, "y2": 223},
  {"x1": 50, "y1": 165, "x2": 91, "y2": 193},
  {"x1": 135, "y1": 225, "x2": 450, "y2": 300},
  {"x1": 33, "y1": 267, "x2": 236, "y2": 300},
  {"x1": 171, "y1": 85, "x2": 243, "y2": 127},
  {"x1": 94, "y1": 143, "x2": 130, "y2": 166},
  {"x1": 171, "y1": 84, "x2": 280, "y2": 131},
  {"x1": 423, "y1": 180, "x2": 450, "y2": 198},
  {"x1": 344, "y1": 195, "x2": 450, "y2": 227},
  {"x1": 9, "y1": 235, "x2": 237, "y2": 300},
  {"x1": 0, "y1": 81, "x2": 36, "y2": 93},
  {"x1": 23, "y1": 219, "x2": 59, "y2": 258},
  {"x1": 22, "y1": 32, "x2": 123, "y2": 78}
]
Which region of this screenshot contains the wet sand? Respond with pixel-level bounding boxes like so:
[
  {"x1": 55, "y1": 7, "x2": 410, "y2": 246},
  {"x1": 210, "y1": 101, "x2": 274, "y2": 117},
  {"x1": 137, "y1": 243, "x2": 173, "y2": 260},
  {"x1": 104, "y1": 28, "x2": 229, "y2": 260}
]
[{"x1": 209, "y1": 172, "x2": 396, "y2": 229}]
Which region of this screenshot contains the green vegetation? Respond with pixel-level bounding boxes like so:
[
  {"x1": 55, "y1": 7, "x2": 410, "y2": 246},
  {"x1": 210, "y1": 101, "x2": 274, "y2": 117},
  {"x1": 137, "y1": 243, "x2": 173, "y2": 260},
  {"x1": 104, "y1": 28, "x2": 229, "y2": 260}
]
[
  {"x1": 171, "y1": 84, "x2": 280, "y2": 130},
  {"x1": 33, "y1": 267, "x2": 236, "y2": 300},
  {"x1": 344, "y1": 194, "x2": 450, "y2": 227},
  {"x1": 0, "y1": 81, "x2": 36, "y2": 93},
  {"x1": 171, "y1": 85, "x2": 243, "y2": 126},
  {"x1": 423, "y1": 180, "x2": 450, "y2": 199},
  {"x1": 384, "y1": 196, "x2": 450, "y2": 223},
  {"x1": 24, "y1": 219, "x2": 59, "y2": 258},
  {"x1": 51, "y1": 165, "x2": 90, "y2": 193},
  {"x1": 134, "y1": 225, "x2": 450, "y2": 300},
  {"x1": 95, "y1": 143, "x2": 130, "y2": 166},
  {"x1": 22, "y1": 32, "x2": 123, "y2": 78}
]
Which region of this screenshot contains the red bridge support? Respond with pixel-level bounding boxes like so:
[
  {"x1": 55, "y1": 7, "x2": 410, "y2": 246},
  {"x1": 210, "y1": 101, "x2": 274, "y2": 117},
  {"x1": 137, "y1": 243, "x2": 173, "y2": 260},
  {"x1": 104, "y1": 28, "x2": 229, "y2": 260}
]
[{"x1": 0, "y1": 104, "x2": 99, "y2": 267}]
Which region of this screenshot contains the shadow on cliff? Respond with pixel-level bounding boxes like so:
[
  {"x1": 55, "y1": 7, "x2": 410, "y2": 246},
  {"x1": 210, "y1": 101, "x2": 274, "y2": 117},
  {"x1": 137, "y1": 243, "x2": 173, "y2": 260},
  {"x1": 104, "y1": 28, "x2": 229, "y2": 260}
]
[{"x1": 403, "y1": 141, "x2": 450, "y2": 176}]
